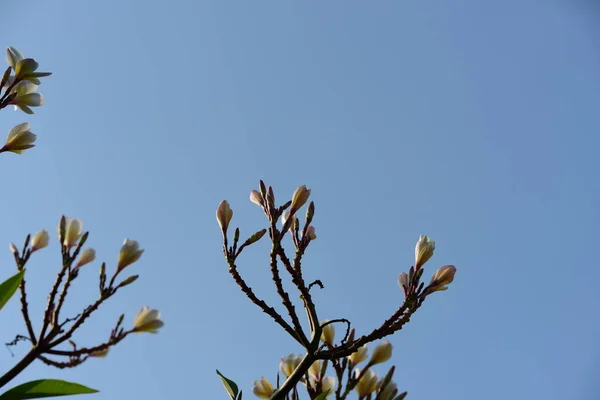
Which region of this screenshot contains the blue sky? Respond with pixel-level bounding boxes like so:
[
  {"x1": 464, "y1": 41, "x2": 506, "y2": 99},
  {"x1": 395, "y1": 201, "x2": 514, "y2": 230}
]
[{"x1": 1, "y1": 1, "x2": 599, "y2": 399}]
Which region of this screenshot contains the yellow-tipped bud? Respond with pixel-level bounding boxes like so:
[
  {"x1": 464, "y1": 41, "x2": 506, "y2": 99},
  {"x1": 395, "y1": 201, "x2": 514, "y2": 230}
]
[
  {"x1": 428, "y1": 265, "x2": 457, "y2": 293},
  {"x1": 133, "y1": 306, "x2": 163, "y2": 334},
  {"x1": 415, "y1": 235, "x2": 435, "y2": 269},
  {"x1": 31, "y1": 229, "x2": 49, "y2": 252},
  {"x1": 62, "y1": 217, "x2": 83, "y2": 249},
  {"x1": 279, "y1": 353, "x2": 301, "y2": 377},
  {"x1": 252, "y1": 377, "x2": 274, "y2": 399},
  {"x1": 370, "y1": 340, "x2": 392, "y2": 365}
]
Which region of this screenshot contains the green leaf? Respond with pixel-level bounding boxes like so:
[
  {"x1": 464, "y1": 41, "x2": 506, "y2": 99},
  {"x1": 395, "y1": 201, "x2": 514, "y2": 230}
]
[
  {"x1": 0, "y1": 270, "x2": 25, "y2": 312},
  {"x1": 0, "y1": 379, "x2": 98, "y2": 399},
  {"x1": 216, "y1": 370, "x2": 239, "y2": 400},
  {"x1": 314, "y1": 389, "x2": 331, "y2": 400}
]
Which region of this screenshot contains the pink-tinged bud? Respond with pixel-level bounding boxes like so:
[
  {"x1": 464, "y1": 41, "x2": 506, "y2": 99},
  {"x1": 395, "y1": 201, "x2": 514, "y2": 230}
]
[
  {"x1": 216, "y1": 200, "x2": 233, "y2": 233},
  {"x1": 133, "y1": 306, "x2": 164, "y2": 334},
  {"x1": 369, "y1": 340, "x2": 392, "y2": 365},
  {"x1": 75, "y1": 248, "x2": 96, "y2": 269},
  {"x1": 320, "y1": 320, "x2": 335, "y2": 345},
  {"x1": 306, "y1": 225, "x2": 317, "y2": 240},
  {"x1": 31, "y1": 229, "x2": 49, "y2": 252},
  {"x1": 62, "y1": 217, "x2": 83, "y2": 249},
  {"x1": 348, "y1": 344, "x2": 368, "y2": 366},
  {"x1": 252, "y1": 377, "x2": 274, "y2": 399},
  {"x1": 249, "y1": 190, "x2": 264, "y2": 208},
  {"x1": 427, "y1": 265, "x2": 457, "y2": 293},
  {"x1": 1, "y1": 122, "x2": 36, "y2": 154},
  {"x1": 415, "y1": 235, "x2": 435, "y2": 269},
  {"x1": 398, "y1": 272, "x2": 409, "y2": 291},
  {"x1": 290, "y1": 185, "x2": 311, "y2": 214},
  {"x1": 279, "y1": 353, "x2": 302, "y2": 377},
  {"x1": 117, "y1": 239, "x2": 144, "y2": 272},
  {"x1": 355, "y1": 369, "x2": 379, "y2": 397}
]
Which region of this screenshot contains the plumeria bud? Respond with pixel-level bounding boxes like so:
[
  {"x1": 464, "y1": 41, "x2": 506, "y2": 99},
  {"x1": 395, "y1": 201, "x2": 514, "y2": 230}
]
[
  {"x1": 305, "y1": 225, "x2": 317, "y2": 240},
  {"x1": 242, "y1": 229, "x2": 267, "y2": 247},
  {"x1": 379, "y1": 381, "x2": 398, "y2": 400},
  {"x1": 89, "y1": 348, "x2": 109, "y2": 358},
  {"x1": 10, "y1": 81, "x2": 43, "y2": 114},
  {"x1": 252, "y1": 377, "x2": 274, "y2": 399},
  {"x1": 117, "y1": 238, "x2": 144, "y2": 272},
  {"x1": 321, "y1": 320, "x2": 335, "y2": 346},
  {"x1": 308, "y1": 360, "x2": 322, "y2": 380},
  {"x1": 415, "y1": 235, "x2": 435, "y2": 269},
  {"x1": 1, "y1": 122, "x2": 36, "y2": 154},
  {"x1": 249, "y1": 190, "x2": 264, "y2": 208},
  {"x1": 427, "y1": 265, "x2": 457, "y2": 293},
  {"x1": 9, "y1": 243, "x2": 19, "y2": 257},
  {"x1": 280, "y1": 353, "x2": 302, "y2": 377},
  {"x1": 355, "y1": 369, "x2": 379, "y2": 397},
  {"x1": 398, "y1": 272, "x2": 409, "y2": 291},
  {"x1": 6, "y1": 46, "x2": 24, "y2": 69},
  {"x1": 282, "y1": 210, "x2": 298, "y2": 233},
  {"x1": 75, "y1": 248, "x2": 96, "y2": 269},
  {"x1": 31, "y1": 229, "x2": 49, "y2": 252},
  {"x1": 290, "y1": 185, "x2": 311, "y2": 214},
  {"x1": 133, "y1": 306, "x2": 164, "y2": 334},
  {"x1": 61, "y1": 217, "x2": 83, "y2": 249},
  {"x1": 369, "y1": 340, "x2": 393, "y2": 365},
  {"x1": 216, "y1": 200, "x2": 233, "y2": 233},
  {"x1": 348, "y1": 345, "x2": 368, "y2": 366}
]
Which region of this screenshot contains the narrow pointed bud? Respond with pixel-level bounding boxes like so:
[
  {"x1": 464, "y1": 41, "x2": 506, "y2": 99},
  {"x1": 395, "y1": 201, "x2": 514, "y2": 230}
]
[
  {"x1": 9, "y1": 243, "x2": 19, "y2": 257},
  {"x1": 31, "y1": 230, "x2": 49, "y2": 252},
  {"x1": 379, "y1": 380, "x2": 398, "y2": 400},
  {"x1": 290, "y1": 185, "x2": 311, "y2": 214},
  {"x1": 370, "y1": 341, "x2": 393, "y2": 365},
  {"x1": 320, "y1": 320, "x2": 335, "y2": 345},
  {"x1": 1, "y1": 122, "x2": 36, "y2": 154},
  {"x1": 252, "y1": 377, "x2": 274, "y2": 399},
  {"x1": 415, "y1": 235, "x2": 435, "y2": 269},
  {"x1": 118, "y1": 275, "x2": 139, "y2": 288},
  {"x1": 216, "y1": 200, "x2": 233, "y2": 233},
  {"x1": 117, "y1": 239, "x2": 144, "y2": 272},
  {"x1": 133, "y1": 306, "x2": 164, "y2": 334},
  {"x1": 279, "y1": 353, "x2": 302, "y2": 377},
  {"x1": 348, "y1": 344, "x2": 368, "y2": 366},
  {"x1": 242, "y1": 229, "x2": 267, "y2": 247},
  {"x1": 259, "y1": 180, "x2": 267, "y2": 198},
  {"x1": 249, "y1": 190, "x2": 264, "y2": 208},
  {"x1": 75, "y1": 248, "x2": 95, "y2": 269},
  {"x1": 306, "y1": 201, "x2": 315, "y2": 221},
  {"x1": 427, "y1": 265, "x2": 457, "y2": 293},
  {"x1": 89, "y1": 348, "x2": 109, "y2": 358}
]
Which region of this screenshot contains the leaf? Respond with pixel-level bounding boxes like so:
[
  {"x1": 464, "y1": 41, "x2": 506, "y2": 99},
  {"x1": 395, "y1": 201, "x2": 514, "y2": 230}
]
[
  {"x1": 314, "y1": 389, "x2": 330, "y2": 400},
  {"x1": 216, "y1": 370, "x2": 238, "y2": 400},
  {"x1": 0, "y1": 270, "x2": 25, "y2": 311},
  {"x1": 0, "y1": 379, "x2": 98, "y2": 399}
]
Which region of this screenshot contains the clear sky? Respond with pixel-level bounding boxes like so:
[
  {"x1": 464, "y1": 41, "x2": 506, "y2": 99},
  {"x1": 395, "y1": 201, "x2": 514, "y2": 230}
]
[{"x1": 1, "y1": 1, "x2": 599, "y2": 399}]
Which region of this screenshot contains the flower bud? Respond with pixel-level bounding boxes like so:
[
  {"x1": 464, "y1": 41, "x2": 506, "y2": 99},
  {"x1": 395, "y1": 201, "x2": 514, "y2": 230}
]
[
  {"x1": 1, "y1": 122, "x2": 36, "y2": 154},
  {"x1": 398, "y1": 272, "x2": 409, "y2": 291},
  {"x1": 62, "y1": 217, "x2": 83, "y2": 249},
  {"x1": 75, "y1": 248, "x2": 96, "y2": 269},
  {"x1": 305, "y1": 225, "x2": 317, "y2": 240},
  {"x1": 249, "y1": 190, "x2": 264, "y2": 207},
  {"x1": 415, "y1": 235, "x2": 435, "y2": 269},
  {"x1": 216, "y1": 200, "x2": 233, "y2": 233},
  {"x1": 321, "y1": 376, "x2": 336, "y2": 397},
  {"x1": 427, "y1": 265, "x2": 457, "y2": 293},
  {"x1": 31, "y1": 229, "x2": 49, "y2": 252},
  {"x1": 369, "y1": 340, "x2": 392, "y2": 365},
  {"x1": 9, "y1": 243, "x2": 18, "y2": 257},
  {"x1": 308, "y1": 360, "x2": 322, "y2": 379},
  {"x1": 290, "y1": 185, "x2": 311, "y2": 214},
  {"x1": 117, "y1": 239, "x2": 144, "y2": 272},
  {"x1": 6, "y1": 46, "x2": 24, "y2": 69},
  {"x1": 89, "y1": 348, "x2": 109, "y2": 358},
  {"x1": 348, "y1": 345, "x2": 368, "y2": 366},
  {"x1": 282, "y1": 210, "x2": 298, "y2": 233},
  {"x1": 279, "y1": 353, "x2": 301, "y2": 377},
  {"x1": 133, "y1": 306, "x2": 163, "y2": 334},
  {"x1": 320, "y1": 320, "x2": 335, "y2": 346},
  {"x1": 252, "y1": 377, "x2": 274, "y2": 399},
  {"x1": 355, "y1": 369, "x2": 379, "y2": 397},
  {"x1": 379, "y1": 380, "x2": 398, "y2": 400}
]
